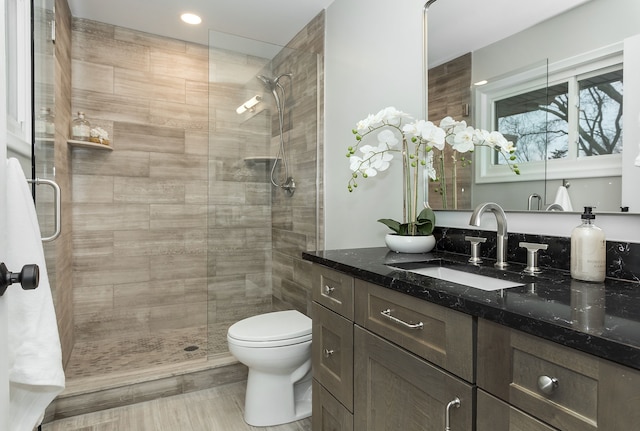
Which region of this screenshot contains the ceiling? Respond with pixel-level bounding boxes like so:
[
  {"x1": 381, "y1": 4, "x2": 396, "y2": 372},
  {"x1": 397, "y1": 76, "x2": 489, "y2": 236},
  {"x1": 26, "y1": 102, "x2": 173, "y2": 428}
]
[{"x1": 66, "y1": 0, "x2": 591, "y2": 66}]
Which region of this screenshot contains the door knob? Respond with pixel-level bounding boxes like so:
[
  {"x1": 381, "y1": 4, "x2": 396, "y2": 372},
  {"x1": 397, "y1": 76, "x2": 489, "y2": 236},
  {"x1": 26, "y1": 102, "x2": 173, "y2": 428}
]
[{"x1": 0, "y1": 262, "x2": 40, "y2": 296}]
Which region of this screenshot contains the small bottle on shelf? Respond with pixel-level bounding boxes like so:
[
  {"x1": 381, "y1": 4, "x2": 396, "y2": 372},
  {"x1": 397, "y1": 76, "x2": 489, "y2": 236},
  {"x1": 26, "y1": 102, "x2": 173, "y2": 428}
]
[
  {"x1": 36, "y1": 107, "x2": 55, "y2": 138},
  {"x1": 71, "y1": 111, "x2": 91, "y2": 141}
]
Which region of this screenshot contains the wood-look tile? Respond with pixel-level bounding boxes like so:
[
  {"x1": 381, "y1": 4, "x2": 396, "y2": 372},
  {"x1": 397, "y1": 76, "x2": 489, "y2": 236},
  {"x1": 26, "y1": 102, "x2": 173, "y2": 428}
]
[
  {"x1": 72, "y1": 89, "x2": 151, "y2": 125},
  {"x1": 184, "y1": 130, "x2": 208, "y2": 155},
  {"x1": 72, "y1": 203, "x2": 150, "y2": 232},
  {"x1": 114, "y1": 27, "x2": 187, "y2": 53},
  {"x1": 113, "y1": 280, "x2": 187, "y2": 309},
  {"x1": 72, "y1": 30, "x2": 150, "y2": 72},
  {"x1": 72, "y1": 60, "x2": 114, "y2": 94},
  {"x1": 185, "y1": 181, "x2": 207, "y2": 205},
  {"x1": 72, "y1": 231, "x2": 114, "y2": 258},
  {"x1": 149, "y1": 99, "x2": 208, "y2": 130},
  {"x1": 114, "y1": 68, "x2": 186, "y2": 103},
  {"x1": 73, "y1": 285, "x2": 114, "y2": 315},
  {"x1": 185, "y1": 79, "x2": 208, "y2": 107},
  {"x1": 44, "y1": 381, "x2": 310, "y2": 431},
  {"x1": 113, "y1": 121, "x2": 185, "y2": 153},
  {"x1": 149, "y1": 204, "x2": 207, "y2": 230},
  {"x1": 149, "y1": 49, "x2": 208, "y2": 82},
  {"x1": 72, "y1": 175, "x2": 114, "y2": 203},
  {"x1": 72, "y1": 17, "x2": 115, "y2": 40},
  {"x1": 212, "y1": 204, "x2": 271, "y2": 228},
  {"x1": 71, "y1": 149, "x2": 150, "y2": 177},
  {"x1": 149, "y1": 253, "x2": 207, "y2": 281},
  {"x1": 72, "y1": 254, "x2": 151, "y2": 288},
  {"x1": 113, "y1": 229, "x2": 205, "y2": 257},
  {"x1": 113, "y1": 177, "x2": 185, "y2": 204},
  {"x1": 149, "y1": 152, "x2": 207, "y2": 180}
]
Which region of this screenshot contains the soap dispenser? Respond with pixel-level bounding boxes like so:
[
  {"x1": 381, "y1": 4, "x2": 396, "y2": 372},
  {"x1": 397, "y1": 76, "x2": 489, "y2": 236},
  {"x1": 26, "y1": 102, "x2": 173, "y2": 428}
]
[{"x1": 570, "y1": 207, "x2": 606, "y2": 282}]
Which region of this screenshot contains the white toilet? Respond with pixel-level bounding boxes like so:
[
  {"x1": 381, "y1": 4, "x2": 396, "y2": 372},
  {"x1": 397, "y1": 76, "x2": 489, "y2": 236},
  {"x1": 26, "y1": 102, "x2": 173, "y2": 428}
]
[{"x1": 227, "y1": 310, "x2": 313, "y2": 427}]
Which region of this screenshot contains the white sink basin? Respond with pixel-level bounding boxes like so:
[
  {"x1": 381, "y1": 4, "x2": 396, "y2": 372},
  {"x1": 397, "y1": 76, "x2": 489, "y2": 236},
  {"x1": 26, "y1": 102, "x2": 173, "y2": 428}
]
[{"x1": 400, "y1": 266, "x2": 523, "y2": 291}]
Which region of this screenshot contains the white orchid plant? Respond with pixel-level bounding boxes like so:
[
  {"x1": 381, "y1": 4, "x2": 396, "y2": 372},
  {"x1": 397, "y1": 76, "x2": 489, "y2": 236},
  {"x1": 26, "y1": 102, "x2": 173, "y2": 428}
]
[{"x1": 346, "y1": 107, "x2": 520, "y2": 236}]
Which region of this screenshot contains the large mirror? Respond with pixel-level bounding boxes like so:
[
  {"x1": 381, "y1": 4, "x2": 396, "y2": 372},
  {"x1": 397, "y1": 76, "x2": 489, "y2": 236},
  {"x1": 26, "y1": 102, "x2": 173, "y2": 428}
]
[{"x1": 426, "y1": 0, "x2": 640, "y2": 214}]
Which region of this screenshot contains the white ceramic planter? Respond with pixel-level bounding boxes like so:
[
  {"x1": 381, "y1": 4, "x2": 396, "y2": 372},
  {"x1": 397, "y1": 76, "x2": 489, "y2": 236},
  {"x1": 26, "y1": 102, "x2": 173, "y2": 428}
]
[{"x1": 385, "y1": 234, "x2": 436, "y2": 254}]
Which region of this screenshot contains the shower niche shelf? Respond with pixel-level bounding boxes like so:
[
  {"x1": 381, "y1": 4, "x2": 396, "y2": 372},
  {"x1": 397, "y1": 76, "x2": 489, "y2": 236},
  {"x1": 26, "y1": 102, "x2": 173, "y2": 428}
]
[
  {"x1": 67, "y1": 139, "x2": 113, "y2": 151},
  {"x1": 243, "y1": 156, "x2": 280, "y2": 166}
]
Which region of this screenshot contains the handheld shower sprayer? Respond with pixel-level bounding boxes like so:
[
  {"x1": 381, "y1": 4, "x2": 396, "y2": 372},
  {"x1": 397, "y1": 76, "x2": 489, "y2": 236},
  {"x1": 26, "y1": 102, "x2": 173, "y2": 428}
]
[{"x1": 257, "y1": 72, "x2": 295, "y2": 196}]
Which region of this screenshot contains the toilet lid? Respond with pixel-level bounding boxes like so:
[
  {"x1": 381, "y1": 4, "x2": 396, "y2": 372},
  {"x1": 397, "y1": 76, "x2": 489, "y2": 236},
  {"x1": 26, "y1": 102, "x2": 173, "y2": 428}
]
[{"x1": 227, "y1": 310, "x2": 311, "y2": 343}]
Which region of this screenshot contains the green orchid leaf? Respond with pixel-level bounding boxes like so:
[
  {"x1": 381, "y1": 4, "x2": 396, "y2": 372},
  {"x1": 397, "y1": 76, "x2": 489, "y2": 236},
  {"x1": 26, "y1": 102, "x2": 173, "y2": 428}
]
[{"x1": 377, "y1": 218, "x2": 402, "y2": 234}]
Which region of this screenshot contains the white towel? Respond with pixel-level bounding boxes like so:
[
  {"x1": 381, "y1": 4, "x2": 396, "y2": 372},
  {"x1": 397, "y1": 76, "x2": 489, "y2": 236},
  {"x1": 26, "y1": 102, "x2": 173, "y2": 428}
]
[
  {"x1": 553, "y1": 185, "x2": 573, "y2": 212},
  {"x1": 4, "y1": 158, "x2": 65, "y2": 430}
]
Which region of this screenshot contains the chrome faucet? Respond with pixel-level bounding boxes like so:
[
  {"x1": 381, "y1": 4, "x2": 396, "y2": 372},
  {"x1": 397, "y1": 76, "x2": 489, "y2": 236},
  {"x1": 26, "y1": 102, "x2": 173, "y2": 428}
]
[{"x1": 469, "y1": 202, "x2": 508, "y2": 269}]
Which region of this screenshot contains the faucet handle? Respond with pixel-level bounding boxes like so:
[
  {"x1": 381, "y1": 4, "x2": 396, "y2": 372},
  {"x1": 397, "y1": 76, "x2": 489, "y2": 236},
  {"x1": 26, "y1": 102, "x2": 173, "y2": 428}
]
[
  {"x1": 519, "y1": 242, "x2": 548, "y2": 274},
  {"x1": 465, "y1": 236, "x2": 487, "y2": 264}
]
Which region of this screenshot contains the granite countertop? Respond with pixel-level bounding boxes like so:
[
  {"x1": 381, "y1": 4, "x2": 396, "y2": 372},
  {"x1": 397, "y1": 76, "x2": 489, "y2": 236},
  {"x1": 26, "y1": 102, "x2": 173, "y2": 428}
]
[{"x1": 303, "y1": 247, "x2": 640, "y2": 371}]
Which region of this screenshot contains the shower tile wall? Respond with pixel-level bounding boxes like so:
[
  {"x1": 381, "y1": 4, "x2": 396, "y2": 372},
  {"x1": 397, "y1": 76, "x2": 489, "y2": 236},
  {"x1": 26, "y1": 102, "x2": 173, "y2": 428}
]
[
  {"x1": 66, "y1": 12, "x2": 324, "y2": 376},
  {"x1": 70, "y1": 19, "x2": 210, "y2": 358},
  {"x1": 270, "y1": 12, "x2": 325, "y2": 315}
]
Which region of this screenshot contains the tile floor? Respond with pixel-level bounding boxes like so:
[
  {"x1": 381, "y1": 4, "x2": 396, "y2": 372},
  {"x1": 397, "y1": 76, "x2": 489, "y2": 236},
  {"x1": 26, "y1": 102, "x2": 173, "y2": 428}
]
[{"x1": 42, "y1": 381, "x2": 312, "y2": 431}]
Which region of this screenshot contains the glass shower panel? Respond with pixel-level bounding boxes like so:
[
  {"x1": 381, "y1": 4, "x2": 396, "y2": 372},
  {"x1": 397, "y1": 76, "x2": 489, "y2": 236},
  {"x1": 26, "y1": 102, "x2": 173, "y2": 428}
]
[
  {"x1": 207, "y1": 30, "x2": 320, "y2": 359},
  {"x1": 32, "y1": 0, "x2": 57, "y2": 288}
]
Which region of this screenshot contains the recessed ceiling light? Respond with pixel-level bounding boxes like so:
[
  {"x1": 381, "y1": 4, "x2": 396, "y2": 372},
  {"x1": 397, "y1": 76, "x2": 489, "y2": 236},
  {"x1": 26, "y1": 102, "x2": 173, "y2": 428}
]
[
  {"x1": 181, "y1": 13, "x2": 202, "y2": 25},
  {"x1": 474, "y1": 80, "x2": 488, "y2": 86}
]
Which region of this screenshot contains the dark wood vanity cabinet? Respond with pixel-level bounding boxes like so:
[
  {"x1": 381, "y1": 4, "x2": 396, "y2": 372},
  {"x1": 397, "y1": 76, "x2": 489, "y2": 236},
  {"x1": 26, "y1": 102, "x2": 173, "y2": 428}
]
[
  {"x1": 312, "y1": 265, "x2": 474, "y2": 431},
  {"x1": 311, "y1": 261, "x2": 640, "y2": 431}
]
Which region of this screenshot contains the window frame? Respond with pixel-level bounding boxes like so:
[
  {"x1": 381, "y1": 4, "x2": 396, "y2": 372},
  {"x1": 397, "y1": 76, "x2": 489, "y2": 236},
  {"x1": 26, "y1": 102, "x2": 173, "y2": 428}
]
[
  {"x1": 473, "y1": 43, "x2": 623, "y2": 184},
  {"x1": 5, "y1": 0, "x2": 32, "y2": 158}
]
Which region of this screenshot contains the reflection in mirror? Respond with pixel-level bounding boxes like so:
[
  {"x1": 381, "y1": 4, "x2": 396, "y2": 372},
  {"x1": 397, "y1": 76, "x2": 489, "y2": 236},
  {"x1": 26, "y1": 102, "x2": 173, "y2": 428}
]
[{"x1": 426, "y1": 0, "x2": 640, "y2": 214}]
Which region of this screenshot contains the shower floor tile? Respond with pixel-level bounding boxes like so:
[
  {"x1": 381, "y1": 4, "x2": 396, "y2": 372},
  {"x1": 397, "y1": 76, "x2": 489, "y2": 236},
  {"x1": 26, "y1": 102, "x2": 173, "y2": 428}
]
[{"x1": 65, "y1": 326, "x2": 228, "y2": 380}]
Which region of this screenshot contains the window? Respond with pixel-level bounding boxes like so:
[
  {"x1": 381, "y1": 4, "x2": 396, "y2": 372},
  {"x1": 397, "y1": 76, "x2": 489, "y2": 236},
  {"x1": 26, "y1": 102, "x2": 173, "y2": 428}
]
[
  {"x1": 5, "y1": 0, "x2": 32, "y2": 157},
  {"x1": 474, "y1": 45, "x2": 623, "y2": 183}
]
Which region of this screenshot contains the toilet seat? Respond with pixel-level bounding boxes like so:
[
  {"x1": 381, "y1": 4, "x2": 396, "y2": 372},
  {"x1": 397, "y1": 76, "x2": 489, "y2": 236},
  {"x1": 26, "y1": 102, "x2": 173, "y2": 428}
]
[{"x1": 227, "y1": 310, "x2": 312, "y2": 348}]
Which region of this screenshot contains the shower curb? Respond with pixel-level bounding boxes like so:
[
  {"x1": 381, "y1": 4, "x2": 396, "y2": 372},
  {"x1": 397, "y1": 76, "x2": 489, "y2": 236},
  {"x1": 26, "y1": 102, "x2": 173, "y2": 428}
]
[{"x1": 43, "y1": 358, "x2": 247, "y2": 422}]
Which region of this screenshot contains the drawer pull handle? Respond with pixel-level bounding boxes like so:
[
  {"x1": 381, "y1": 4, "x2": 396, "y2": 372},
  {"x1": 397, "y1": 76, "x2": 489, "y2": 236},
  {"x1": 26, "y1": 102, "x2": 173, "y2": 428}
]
[
  {"x1": 323, "y1": 285, "x2": 335, "y2": 295},
  {"x1": 444, "y1": 397, "x2": 461, "y2": 431},
  {"x1": 323, "y1": 348, "x2": 334, "y2": 358},
  {"x1": 380, "y1": 309, "x2": 424, "y2": 330},
  {"x1": 537, "y1": 375, "x2": 559, "y2": 395}
]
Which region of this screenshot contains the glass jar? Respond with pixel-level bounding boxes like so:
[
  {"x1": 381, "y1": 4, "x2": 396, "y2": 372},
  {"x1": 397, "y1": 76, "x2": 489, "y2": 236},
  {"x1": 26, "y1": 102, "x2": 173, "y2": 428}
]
[
  {"x1": 71, "y1": 111, "x2": 91, "y2": 141},
  {"x1": 35, "y1": 107, "x2": 55, "y2": 138}
]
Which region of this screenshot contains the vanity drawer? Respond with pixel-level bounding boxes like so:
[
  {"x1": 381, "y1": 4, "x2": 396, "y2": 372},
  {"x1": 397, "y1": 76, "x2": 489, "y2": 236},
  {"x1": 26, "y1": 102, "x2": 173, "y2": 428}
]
[
  {"x1": 478, "y1": 318, "x2": 640, "y2": 431},
  {"x1": 312, "y1": 265, "x2": 354, "y2": 320},
  {"x1": 312, "y1": 302, "x2": 354, "y2": 411},
  {"x1": 476, "y1": 390, "x2": 557, "y2": 431},
  {"x1": 354, "y1": 279, "x2": 474, "y2": 382}
]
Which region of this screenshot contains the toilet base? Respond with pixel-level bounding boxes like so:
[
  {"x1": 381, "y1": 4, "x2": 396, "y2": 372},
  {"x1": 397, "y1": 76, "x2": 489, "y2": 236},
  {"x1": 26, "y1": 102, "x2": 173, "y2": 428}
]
[{"x1": 243, "y1": 369, "x2": 312, "y2": 427}]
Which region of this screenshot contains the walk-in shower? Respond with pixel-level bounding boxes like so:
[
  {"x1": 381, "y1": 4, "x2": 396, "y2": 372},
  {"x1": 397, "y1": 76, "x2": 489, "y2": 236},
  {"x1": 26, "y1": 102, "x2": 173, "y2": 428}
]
[{"x1": 257, "y1": 72, "x2": 296, "y2": 196}]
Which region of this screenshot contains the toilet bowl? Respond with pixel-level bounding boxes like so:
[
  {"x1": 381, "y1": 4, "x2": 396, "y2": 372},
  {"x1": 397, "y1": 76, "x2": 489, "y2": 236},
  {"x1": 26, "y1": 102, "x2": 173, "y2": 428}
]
[{"x1": 227, "y1": 310, "x2": 312, "y2": 427}]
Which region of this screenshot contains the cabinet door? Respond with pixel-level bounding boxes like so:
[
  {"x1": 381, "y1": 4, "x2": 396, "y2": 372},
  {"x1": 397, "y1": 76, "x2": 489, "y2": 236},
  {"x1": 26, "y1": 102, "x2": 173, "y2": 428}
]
[
  {"x1": 477, "y1": 390, "x2": 558, "y2": 431},
  {"x1": 354, "y1": 326, "x2": 473, "y2": 431},
  {"x1": 312, "y1": 302, "x2": 354, "y2": 411},
  {"x1": 313, "y1": 379, "x2": 353, "y2": 431}
]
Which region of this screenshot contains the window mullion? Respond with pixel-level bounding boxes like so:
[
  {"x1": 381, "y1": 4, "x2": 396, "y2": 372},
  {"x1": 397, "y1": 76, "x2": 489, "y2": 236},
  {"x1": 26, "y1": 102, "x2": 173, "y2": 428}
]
[{"x1": 566, "y1": 77, "x2": 579, "y2": 160}]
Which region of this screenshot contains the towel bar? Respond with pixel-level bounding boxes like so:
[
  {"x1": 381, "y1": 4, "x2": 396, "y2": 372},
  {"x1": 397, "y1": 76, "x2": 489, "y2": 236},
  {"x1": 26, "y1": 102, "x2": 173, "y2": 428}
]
[{"x1": 27, "y1": 178, "x2": 61, "y2": 242}]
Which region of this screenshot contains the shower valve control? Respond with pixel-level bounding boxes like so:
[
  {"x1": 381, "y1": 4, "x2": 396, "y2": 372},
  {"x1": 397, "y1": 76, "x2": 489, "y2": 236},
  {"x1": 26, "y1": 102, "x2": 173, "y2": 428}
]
[{"x1": 0, "y1": 262, "x2": 40, "y2": 296}]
